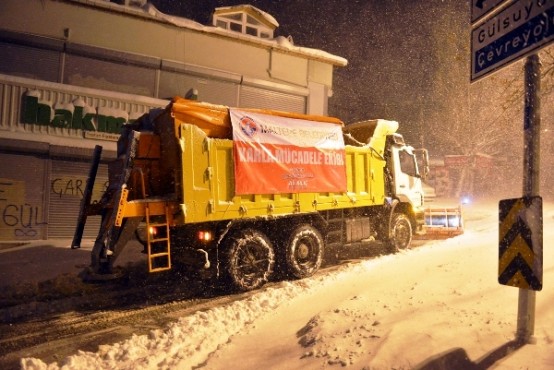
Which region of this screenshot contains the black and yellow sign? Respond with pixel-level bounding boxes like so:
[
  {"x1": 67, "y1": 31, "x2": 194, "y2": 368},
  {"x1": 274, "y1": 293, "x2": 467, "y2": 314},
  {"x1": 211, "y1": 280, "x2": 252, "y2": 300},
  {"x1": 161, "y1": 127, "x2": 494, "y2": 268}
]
[{"x1": 499, "y1": 196, "x2": 543, "y2": 291}]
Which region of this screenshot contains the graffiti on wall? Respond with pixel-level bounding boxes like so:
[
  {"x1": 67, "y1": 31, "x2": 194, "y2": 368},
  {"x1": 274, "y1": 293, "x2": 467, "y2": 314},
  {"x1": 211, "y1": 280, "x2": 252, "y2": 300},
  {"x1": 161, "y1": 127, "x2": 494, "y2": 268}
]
[
  {"x1": 50, "y1": 176, "x2": 108, "y2": 200},
  {"x1": 20, "y1": 90, "x2": 134, "y2": 139},
  {"x1": 0, "y1": 176, "x2": 109, "y2": 240},
  {"x1": 0, "y1": 179, "x2": 47, "y2": 239}
]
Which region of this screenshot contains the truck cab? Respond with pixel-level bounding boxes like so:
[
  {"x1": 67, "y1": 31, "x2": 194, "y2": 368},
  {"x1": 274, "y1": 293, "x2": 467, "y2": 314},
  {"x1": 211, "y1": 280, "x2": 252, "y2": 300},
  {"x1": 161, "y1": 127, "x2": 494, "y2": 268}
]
[
  {"x1": 384, "y1": 133, "x2": 427, "y2": 232},
  {"x1": 344, "y1": 120, "x2": 427, "y2": 243}
]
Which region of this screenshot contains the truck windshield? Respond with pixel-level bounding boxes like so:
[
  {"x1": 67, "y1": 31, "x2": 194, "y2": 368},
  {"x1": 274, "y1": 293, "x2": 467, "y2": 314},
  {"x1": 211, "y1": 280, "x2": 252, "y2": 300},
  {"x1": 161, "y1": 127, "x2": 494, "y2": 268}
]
[{"x1": 399, "y1": 150, "x2": 418, "y2": 177}]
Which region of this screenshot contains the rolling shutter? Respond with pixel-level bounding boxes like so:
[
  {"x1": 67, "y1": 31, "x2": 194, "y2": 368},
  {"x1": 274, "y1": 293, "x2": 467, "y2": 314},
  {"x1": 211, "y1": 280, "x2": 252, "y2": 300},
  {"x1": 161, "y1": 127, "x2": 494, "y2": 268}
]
[
  {"x1": 239, "y1": 85, "x2": 306, "y2": 113},
  {"x1": 0, "y1": 41, "x2": 61, "y2": 82},
  {"x1": 48, "y1": 159, "x2": 109, "y2": 239},
  {"x1": 0, "y1": 152, "x2": 48, "y2": 240},
  {"x1": 159, "y1": 71, "x2": 239, "y2": 106}
]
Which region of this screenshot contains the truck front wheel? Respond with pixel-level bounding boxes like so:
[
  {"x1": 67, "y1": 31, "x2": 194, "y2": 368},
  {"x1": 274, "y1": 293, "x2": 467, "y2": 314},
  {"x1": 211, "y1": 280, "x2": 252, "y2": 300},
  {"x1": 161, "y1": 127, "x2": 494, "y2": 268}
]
[
  {"x1": 224, "y1": 229, "x2": 275, "y2": 291},
  {"x1": 387, "y1": 213, "x2": 412, "y2": 252},
  {"x1": 285, "y1": 225, "x2": 324, "y2": 279}
]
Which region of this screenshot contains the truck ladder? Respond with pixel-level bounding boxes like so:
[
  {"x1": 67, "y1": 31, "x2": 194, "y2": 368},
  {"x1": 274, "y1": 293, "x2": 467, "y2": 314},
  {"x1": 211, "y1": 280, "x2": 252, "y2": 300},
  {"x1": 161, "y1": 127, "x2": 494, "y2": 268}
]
[{"x1": 145, "y1": 202, "x2": 172, "y2": 272}]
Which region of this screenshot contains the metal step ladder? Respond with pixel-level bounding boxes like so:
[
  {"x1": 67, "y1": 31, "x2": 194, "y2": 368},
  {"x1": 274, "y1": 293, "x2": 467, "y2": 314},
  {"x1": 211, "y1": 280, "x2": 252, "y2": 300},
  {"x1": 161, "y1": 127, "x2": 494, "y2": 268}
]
[{"x1": 145, "y1": 203, "x2": 172, "y2": 272}]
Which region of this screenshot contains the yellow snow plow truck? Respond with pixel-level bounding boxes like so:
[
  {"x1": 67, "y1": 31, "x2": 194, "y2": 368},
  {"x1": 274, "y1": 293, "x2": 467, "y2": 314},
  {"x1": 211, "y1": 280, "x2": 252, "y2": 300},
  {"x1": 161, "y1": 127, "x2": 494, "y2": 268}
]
[{"x1": 73, "y1": 97, "x2": 431, "y2": 291}]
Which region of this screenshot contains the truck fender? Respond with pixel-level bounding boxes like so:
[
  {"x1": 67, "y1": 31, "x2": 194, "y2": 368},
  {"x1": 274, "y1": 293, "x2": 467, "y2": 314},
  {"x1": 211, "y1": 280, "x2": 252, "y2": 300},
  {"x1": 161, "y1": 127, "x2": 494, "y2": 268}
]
[
  {"x1": 385, "y1": 197, "x2": 416, "y2": 229},
  {"x1": 384, "y1": 197, "x2": 398, "y2": 229},
  {"x1": 382, "y1": 197, "x2": 411, "y2": 237},
  {"x1": 214, "y1": 220, "x2": 234, "y2": 277}
]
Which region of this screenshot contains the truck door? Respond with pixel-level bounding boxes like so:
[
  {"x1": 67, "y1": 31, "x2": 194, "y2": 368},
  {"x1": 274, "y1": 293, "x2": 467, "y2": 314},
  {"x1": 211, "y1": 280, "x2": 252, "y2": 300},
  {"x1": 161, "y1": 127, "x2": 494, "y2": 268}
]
[{"x1": 393, "y1": 147, "x2": 424, "y2": 208}]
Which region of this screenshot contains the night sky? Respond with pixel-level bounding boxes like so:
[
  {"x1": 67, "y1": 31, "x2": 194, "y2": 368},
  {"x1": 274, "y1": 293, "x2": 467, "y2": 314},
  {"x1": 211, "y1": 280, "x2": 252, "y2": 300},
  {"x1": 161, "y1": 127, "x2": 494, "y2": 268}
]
[
  {"x1": 145, "y1": 1, "x2": 554, "y2": 197},
  {"x1": 149, "y1": 0, "x2": 471, "y2": 150}
]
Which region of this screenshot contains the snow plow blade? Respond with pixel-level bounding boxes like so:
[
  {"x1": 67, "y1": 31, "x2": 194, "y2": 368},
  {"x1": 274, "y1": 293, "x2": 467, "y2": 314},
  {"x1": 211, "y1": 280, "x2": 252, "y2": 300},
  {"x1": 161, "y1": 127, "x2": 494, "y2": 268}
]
[{"x1": 419, "y1": 205, "x2": 464, "y2": 239}]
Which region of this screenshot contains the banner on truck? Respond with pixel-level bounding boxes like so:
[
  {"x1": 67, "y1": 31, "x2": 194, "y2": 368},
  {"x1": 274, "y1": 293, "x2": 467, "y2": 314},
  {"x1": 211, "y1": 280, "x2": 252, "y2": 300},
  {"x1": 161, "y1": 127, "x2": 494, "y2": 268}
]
[{"x1": 230, "y1": 109, "x2": 347, "y2": 195}]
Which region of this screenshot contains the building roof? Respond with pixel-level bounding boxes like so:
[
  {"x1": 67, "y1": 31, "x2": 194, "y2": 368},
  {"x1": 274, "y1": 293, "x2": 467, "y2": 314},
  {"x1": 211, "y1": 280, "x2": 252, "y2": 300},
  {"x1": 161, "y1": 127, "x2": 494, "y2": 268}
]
[{"x1": 73, "y1": 0, "x2": 347, "y2": 67}]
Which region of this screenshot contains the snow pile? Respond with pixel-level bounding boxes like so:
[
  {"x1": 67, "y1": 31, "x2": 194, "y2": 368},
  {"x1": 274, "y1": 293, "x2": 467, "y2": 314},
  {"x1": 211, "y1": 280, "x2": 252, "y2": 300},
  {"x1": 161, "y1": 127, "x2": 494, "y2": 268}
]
[
  {"x1": 20, "y1": 200, "x2": 554, "y2": 369},
  {"x1": 19, "y1": 281, "x2": 303, "y2": 369},
  {"x1": 204, "y1": 201, "x2": 554, "y2": 369},
  {"x1": 21, "y1": 260, "x2": 387, "y2": 370},
  {"x1": 296, "y1": 298, "x2": 387, "y2": 367}
]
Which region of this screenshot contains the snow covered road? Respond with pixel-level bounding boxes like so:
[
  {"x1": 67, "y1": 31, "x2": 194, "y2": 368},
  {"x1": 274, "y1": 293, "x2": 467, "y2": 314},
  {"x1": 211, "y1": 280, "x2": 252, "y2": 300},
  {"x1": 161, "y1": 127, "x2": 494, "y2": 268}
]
[{"x1": 21, "y1": 199, "x2": 554, "y2": 369}]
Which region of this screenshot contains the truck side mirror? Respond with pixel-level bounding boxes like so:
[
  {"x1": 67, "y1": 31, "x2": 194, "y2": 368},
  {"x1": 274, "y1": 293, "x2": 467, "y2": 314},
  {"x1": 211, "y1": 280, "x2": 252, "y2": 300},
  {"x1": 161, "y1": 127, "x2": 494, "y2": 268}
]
[{"x1": 414, "y1": 148, "x2": 429, "y2": 180}]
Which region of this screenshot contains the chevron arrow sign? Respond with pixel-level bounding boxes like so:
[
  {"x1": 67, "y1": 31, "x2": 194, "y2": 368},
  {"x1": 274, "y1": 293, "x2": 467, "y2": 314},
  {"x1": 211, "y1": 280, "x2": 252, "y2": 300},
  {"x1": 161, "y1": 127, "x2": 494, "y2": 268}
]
[{"x1": 498, "y1": 196, "x2": 543, "y2": 291}]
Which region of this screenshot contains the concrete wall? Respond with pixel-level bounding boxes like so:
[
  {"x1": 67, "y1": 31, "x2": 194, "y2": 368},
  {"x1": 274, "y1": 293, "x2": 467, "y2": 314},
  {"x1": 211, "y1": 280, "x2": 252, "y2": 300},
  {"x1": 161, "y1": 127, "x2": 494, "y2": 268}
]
[{"x1": 0, "y1": 0, "x2": 342, "y2": 96}]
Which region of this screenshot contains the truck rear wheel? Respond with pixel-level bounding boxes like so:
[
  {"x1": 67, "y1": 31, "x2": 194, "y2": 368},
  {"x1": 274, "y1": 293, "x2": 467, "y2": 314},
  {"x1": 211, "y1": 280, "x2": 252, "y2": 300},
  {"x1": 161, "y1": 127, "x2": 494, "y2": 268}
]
[
  {"x1": 224, "y1": 229, "x2": 275, "y2": 291},
  {"x1": 387, "y1": 213, "x2": 412, "y2": 252},
  {"x1": 285, "y1": 225, "x2": 324, "y2": 279}
]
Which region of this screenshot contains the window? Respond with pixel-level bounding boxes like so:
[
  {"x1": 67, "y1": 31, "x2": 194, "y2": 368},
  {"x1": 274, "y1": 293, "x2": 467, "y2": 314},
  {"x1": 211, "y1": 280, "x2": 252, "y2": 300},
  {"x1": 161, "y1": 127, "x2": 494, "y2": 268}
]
[
  {"x1": 213, "y1": 9, "x2": 274, "y2": 38},
  {"x1": 230, "y1": 22, "x2": 242, "y2": 32},
  {"x1": 225, "y1": 13, "x2": 243, "y2": 22},
  {"x1": 399, "y1": 150, "x2": 418, "y2": 177},
  {"x1": 246, "y1": 26, "x2": 257, "y2": 36},
  {"x1": 246, "y1": 15, "x2": 260, "y2": 25}
]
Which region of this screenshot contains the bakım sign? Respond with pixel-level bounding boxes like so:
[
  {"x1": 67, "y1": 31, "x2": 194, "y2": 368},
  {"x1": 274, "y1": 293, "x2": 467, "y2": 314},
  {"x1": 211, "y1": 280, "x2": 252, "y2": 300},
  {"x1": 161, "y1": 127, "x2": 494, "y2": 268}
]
[{"x1": 20, "y1": 90, "x2": 130, "y2": 135}]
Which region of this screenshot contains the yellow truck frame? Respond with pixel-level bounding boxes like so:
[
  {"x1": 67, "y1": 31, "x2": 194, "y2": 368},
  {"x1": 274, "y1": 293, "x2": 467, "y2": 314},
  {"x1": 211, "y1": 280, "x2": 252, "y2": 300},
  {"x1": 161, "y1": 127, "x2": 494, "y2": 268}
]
[{"x1": 73, "y1": 98, "x2": 424, "y2": 290}]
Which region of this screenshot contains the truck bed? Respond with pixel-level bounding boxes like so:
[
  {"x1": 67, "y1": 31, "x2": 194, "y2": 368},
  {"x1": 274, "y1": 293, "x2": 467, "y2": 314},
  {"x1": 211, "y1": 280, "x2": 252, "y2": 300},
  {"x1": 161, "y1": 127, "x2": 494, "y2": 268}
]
[{"x1": 175, "y1": 123, "x2": 386, "y2": 223}]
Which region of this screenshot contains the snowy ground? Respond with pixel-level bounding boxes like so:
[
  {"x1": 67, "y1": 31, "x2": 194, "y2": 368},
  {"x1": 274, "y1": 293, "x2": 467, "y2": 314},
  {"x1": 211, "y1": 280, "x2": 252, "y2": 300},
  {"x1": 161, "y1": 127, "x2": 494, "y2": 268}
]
[{"x1": 21, "y1": 198, "x2": 554, "y2": 369}]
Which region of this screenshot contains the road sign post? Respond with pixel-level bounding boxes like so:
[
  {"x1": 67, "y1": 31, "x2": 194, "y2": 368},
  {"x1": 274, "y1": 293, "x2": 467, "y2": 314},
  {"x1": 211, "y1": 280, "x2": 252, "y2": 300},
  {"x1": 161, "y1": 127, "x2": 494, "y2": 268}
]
[
  {"x1": 518, "y1": 54, "x2": 541, "y2": 343},
  {"x1": 471, "y1": 0, "x2": 548, "y2": 345}
]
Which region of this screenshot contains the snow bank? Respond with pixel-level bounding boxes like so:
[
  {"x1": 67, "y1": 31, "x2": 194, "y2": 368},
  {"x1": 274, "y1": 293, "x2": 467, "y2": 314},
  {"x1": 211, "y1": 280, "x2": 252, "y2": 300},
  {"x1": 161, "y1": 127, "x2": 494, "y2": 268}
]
[
  {"x1": 19, "y1": 281, "x2": 303, "y2": 369},
  {"x1": 21, "y1": 252, "x2": 401, "y2": 370},
  {"x1": 20, "y1": 262, "x2": 375, "y2": 370},
  {"x1": 20, "y1": 200, "x2": 554, "y2": 369}
]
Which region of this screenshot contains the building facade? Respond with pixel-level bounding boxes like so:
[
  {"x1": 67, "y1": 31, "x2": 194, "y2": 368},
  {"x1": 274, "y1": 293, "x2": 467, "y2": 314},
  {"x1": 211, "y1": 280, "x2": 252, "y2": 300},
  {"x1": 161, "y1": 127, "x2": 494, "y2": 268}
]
[{"x1": 0, "y1": 0, "x2": 346, "y2": 240}]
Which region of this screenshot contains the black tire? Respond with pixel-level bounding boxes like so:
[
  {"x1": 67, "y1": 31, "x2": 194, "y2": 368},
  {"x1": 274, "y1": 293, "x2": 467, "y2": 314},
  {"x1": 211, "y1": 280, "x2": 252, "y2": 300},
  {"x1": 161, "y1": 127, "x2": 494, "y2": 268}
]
[
  {"x1": 135, "y1": 223, "x2": 148, "y2": 248},
  {"x1": 386, "y1": 213, "x2": 412, "y2": 252},
  {"x1": 224, "y1": 229, "x2": 275, "y2": 291},
  {"x1": 285, "y1": 225, "x2": 324, "y2": 279}
]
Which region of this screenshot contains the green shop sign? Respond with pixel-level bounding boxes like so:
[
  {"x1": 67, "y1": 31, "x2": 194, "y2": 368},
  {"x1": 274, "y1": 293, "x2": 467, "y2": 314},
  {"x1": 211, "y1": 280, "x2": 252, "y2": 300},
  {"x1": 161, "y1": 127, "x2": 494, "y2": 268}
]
[{"x1": 21, "y1": 91, "x2": 130, "y2": 134}]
